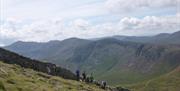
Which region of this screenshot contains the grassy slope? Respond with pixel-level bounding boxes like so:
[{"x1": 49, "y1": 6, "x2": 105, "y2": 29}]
[
  {"x1": 125, "y1": 66, "x2": 180, "y2": 91},
  {"x1": 95, "y1": 50, "x2": 180, "y2": 86},
  {"x1": 0, "y1": 61, "x2": 104, "y2": 91}
]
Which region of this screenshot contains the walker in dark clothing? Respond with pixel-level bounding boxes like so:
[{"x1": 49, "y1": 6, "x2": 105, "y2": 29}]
[
  {"x1": 82, "y1": 71, "x2": 86, "y2": 81},
  {"x1": 90, "y1": 73, "x2": 94, "y2": 83},
  {"x1": 76, "y1": 70, "x2": 80, "y2": 81},
  {"x1": 101, "y1": 81, "x2": 107, "y2": 89}
]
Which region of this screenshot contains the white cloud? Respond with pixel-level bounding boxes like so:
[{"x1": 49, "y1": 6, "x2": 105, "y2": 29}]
[
  {"x1": 0, "y1": 44, "x2": 5, "y2": 47},
  {"x1": 105, "y1": 0, "x2": 179, "y2": 13},
  {"x1": 117, "y1": 14, "x2": 180, "y2": 35},
  {"x1": 70, "y1": 19, "x2": 90, "y2": 30},
  {"x1": 0, "y1": 0, "x2": 107, "y2": 20},
  {"x1": 0, "y1": 0, "x2": 179, "y2": 45},
  {"x1": 1, "y1": 14, "x2": 179, "y2": 45},
  {"x1": 1, "y1": 19, "x2": 64, "y2": 41}
]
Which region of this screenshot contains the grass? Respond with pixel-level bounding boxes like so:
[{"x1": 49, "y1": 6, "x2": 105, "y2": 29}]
[
  {"x1": 124, "y1": 66, "x2": 180, "y2": 91},
  {"x1": 1, "y1": 59, "x2": 179, "y2": 91},
  {"x1": 94, "y1": 57, "x2": 179, "y2": 86},
  {"x1": 0, "y1": 61, "x2": 105, "y2": 91}
]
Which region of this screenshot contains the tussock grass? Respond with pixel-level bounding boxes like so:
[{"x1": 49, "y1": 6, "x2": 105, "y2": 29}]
[{"x1": 0, "y1": 61, "x2": 104, "y2": 91}]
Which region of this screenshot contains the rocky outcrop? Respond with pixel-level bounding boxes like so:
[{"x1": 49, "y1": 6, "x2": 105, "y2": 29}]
[{"x1": 0, "y1": 48, "x2": 76, "y2": 80}]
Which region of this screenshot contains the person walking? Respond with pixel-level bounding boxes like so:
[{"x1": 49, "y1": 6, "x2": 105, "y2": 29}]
[
  {"x1": 82, "y1": 71, "x2": 86, "y2": 81},
  {"x1": 76, "y1": 70, "x2": 80, "y2": 81},
  {"x1": 101, "y1": 81, "x2": 107, "y2": 89},
  {"x1": 90, "y1": 73, "x2": 94, "y2": 83}
]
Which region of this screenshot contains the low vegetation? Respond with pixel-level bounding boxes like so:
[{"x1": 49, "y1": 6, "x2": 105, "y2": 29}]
[
  {"x1": 0, "y1": 61, "x2": 105, "y2": 91},
  {"x1": 124, "y1": 66, "x2": 180, "y2": 91}
]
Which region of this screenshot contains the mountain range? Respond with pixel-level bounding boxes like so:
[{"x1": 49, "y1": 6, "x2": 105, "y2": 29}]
[
  {"x1": 0, "y1": 47, "x2": 131, "y2": 91},
  {"x1": 111, "y1": 30, "x2": 180, "y2": 45},
  {"x1": 4, "y1": 31, "x2": 180, "y2": 85}
]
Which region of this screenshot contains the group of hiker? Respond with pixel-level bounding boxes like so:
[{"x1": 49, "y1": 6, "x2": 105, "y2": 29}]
[
  {"x1": 76, "y1": 70, "x2": 107, "y2": 89},
  {"x1": 76, "y1": 70, "x2": 94, "y2": 82}
]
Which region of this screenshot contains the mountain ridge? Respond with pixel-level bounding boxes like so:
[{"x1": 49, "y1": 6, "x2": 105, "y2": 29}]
[
  {"x1": 0, "y1": 48, "x2": 131, "y2": 91},
  {"x1": 0, "y1": 48, "x2": 76, "y2": 80},
  {"x1": 112, "y1": 30, "x2": 180, "y2": 45},
  {"x1": 4, "y1": 31, "x2": 180, "y2": 85}
]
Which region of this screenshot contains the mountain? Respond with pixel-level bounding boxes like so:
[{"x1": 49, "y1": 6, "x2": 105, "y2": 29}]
[
  {"x1": 5, "y1": 38, "x2": 91, "y2": 62},
  {"x1": 126, "y1": 66, "x2": 180, "y2": 91},
  {"x1": 0, "y1": 48, "x2": 76, "y2": 80},
  {"x1": 69, "y1": 38, "x2": 180, "y2": 85},
  {"x1": 0, "y1": 61, "x2": 105, "y2": 91},
  {"x1": 4, "y1": 31, "x2": 180, "y2": 85},
  {"x1": 112, "y1": 30, "x2": 180, "y2": 45},
  {"x1": 0, "y1": 48, "x2": 131, "y2": 91}
]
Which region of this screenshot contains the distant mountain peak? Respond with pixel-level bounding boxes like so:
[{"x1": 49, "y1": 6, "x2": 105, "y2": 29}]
[
  {"x1": 171, "y1": 30, "x2": 180, "y2": 36},
  {"x1": 62, "y1": 37, "x2": 86, "y2": 41}
]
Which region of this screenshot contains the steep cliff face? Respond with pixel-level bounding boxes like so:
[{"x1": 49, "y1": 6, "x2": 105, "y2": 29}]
[{"x1": 0, "y1": 48, "x2": 76, "y2": 80}]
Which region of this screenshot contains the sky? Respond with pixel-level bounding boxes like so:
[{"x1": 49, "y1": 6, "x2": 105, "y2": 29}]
[{"x1": 0, "y1": 0, "x2": 180, "y2": 46}]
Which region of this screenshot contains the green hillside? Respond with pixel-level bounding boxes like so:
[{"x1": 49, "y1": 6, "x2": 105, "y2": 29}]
[
  {"x1": 0, "y1": 61, "x2": 104, "y2": 91},
  {"x1": 5, "y1": 38, "x2": 180, "y2": 86},
  {"x1": 125, "y1": 66, "x2": 180, "y2": 91}
]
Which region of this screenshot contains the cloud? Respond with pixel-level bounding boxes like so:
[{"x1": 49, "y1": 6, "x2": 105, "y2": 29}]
[
  {"x1": 105, "y1": 0, "x2": 179, "y2": 13},
  {"x1": 70, "y1": 19, "x2": 90, "y2": 30},
  {"x1": 1, "y1": 0, "x2": 107, "y2": 20},
  {"x1": 0, "y1": 44, "x2": 4, "y2": 47},
  {"x1": 1, "y1": 14, "x2": 180, "y2": 45},
  {"x1": 1, "y1": 19, "x2": 64, "y2": 41},
  {"x1": 1, "y1": 0, "x2": 179, "y2": 46},
  {"x1": 117, "y1": 14, "x2": 180, "y2": 35}
]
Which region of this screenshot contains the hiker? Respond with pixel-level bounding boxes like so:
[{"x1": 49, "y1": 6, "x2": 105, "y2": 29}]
[
  {"x1": 82, "y1": 71, "x2": 86, "y2": 81},
  {"x1": 90, "y1": 73, "x2": 94, "y2": 83},
  {"x1": 101, "y1": 81, "x2": 107, "y2": 89},
  {"x1": 76, "y1": 70, "x2": 80, "y2": 81},
  {"x1": 86, "y1": 76, "x2": 90, "y2": 83},
  {"x1": 94, "y1": 80, "x2": 101, "y2": 86},
  {"x1": 46, "y1": 66, "x2": 51, "y2": 74}
]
